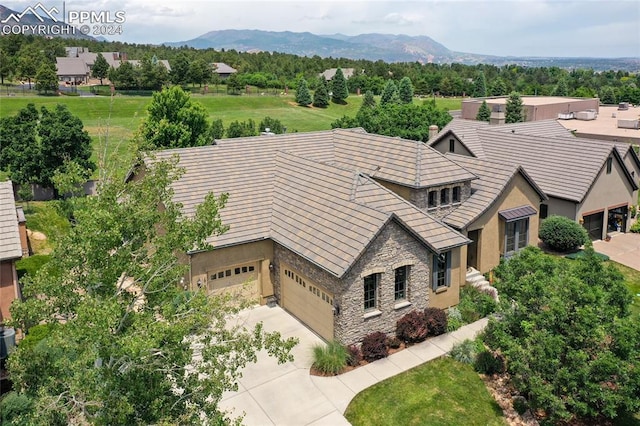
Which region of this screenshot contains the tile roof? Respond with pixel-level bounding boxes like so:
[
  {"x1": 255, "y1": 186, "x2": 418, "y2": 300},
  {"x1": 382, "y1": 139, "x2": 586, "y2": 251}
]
[
  {"x1": 150, "y1": 129, "x2": 472, "y2": 277},
  {"x1": 56, "y1": 57, "x2": 88, "y2": 76},
  {"x1": 212, "y1": 63, "x2": 237, "y2": 74},
  {"x1": 442, "y1": 155, "x2": 546, "y2": 229},
  {"x1": 0, "y1": 181, "x2": 23, "y2": 261}
]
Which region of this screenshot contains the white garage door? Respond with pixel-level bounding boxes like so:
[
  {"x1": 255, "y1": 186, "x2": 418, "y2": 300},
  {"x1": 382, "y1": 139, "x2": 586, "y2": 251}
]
[
  {"x1": 207, "y1": 262, "x2": 260, "y2": 302},
  {"x1": 281, "y1": 265, "x2": 334, "y2": 341}
]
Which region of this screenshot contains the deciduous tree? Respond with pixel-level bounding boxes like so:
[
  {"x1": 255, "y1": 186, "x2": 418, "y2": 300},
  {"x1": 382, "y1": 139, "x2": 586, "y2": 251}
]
[
  {"x1": 35, "y1": 62, "x2": 58, "y2": 94},
  {"x1": 91, "y1": 53, "x2": 110, "y2": 85}
]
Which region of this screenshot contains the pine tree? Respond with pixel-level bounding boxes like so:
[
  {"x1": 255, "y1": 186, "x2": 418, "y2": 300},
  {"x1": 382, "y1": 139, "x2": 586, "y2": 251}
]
[
  {"x1": 473, "y1": 71, "x2": 487, "y2": 97},
  {"x1": 491, "y1": 77, "x2": 508, "y2": 96},
  {"x1": 398, "y1": 76, "x2": 414, "y2": 104},
  {"x1": 505, "y1": 92, "x2": 524, "y2": 123},
  {"x1": 295, "y1": 78, "x2": 312, "y2": 106},
  {"x1": 331, "y1": 68, "x2": 349, "y2": 104},
  {"x1": 362, "y1": 90, "x2": 376, "y2": 109},
  {"x1": 380, "y1": 80, "x2": 399, "y2": 106},
  {"x1": 553, "y1": 79, "x2": 569, "y2": 97},
  {"x1": 476, "y1": 100, "x2": 491, "y2": 122},
  {"x1": 312, "y1": 76, "x2": 329, "y2": 108}
]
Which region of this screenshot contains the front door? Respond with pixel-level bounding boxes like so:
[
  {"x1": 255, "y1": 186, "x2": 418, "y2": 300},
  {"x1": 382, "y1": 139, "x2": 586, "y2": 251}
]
[{"x1": 467, "y1": 229, "x2": 480, "y2": 270}]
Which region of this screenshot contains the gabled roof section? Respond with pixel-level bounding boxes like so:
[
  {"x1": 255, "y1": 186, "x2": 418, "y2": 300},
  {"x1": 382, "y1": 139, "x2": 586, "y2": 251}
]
[
  {"x1": 271, "y1": 152, "x2": 469, "y2": 277},
  {"x1": 435, "y1": 119, "x2": 488, "y2": 158},
  {"x1": 0, "y1": 181, "x2": 23, "y2": 261},
  {"x1": 490, "y1": 119, "x2": 573, "y2": 138},
  {"x1": 211, "y1": 63, "x2": 237, "y2": 74},
  {"x1": 443, "y1": 155, "x2": 546, "y2": 229},
  {"x1": 332, "y1": 129, "x2": 477, "y2": 188}
]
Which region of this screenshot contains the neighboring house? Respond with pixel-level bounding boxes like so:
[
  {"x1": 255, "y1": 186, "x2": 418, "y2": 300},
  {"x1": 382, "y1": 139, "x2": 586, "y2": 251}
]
[
  {"x1": 0, "y1": 181, "x2": 28, "y2": 324},
  {"x1": 137, "y1": 128, "x2": 544, "y2": 344},
  {"x1": 211, "y1": 62, "x2": 237, "y2": 79},
  {"x1": 461, "y1": 96, "x2": 600, "y2": 122},
  {"x1": 430, "y1": 118, "x2": 639, "y2": 240},
  {"x1": 319, "y1": 68, "x2": 355, "y2": 81}
]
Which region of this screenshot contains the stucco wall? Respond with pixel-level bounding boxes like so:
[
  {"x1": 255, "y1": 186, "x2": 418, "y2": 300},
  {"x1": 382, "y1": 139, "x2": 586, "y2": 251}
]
[
  {"x1": 546, "y1": 197, "x2": 578, "y2": 220},
  {"x1": 431, "y1": 136, "x2": 475, "y2": 157},
  {"x1": 467, "y1": 173, "x2": 542, "y2": 272}
]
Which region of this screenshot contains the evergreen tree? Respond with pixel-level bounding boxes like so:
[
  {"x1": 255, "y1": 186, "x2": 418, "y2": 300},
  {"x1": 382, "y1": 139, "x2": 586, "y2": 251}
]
[
  {"x1": 380, "y1": 80, "x2": 399, "y2": 106},
  {"x1": 599, "y1": 86, "x2": 616, "y2": 105},
  {"x1": 210, "y1": 119, "x2": 224, "y2": 140},
  {"x1": 362, "y1": 90, "x2": 376, "y2": 109},
  {"x1": 398, "y1": 76, "x2": 414, "y2": 104},
  {"x1": 331, "y1": 68, "x2": 349, "y2": 104},
  {"x1": 505, "y1": 92, "x2": 524, "y2": 123},
  {"x1": 91, "y1": 53, "x2": 109, "y2": 85},
  {"x1": 312, "y1": 76, "x2": 329, "y2": 108},
  {"x1": 472, "y1": 71, "x2": 487, "y2": 97},
  {"x1": 553, "y1": 78, "x2": 569, "y2": 96},
  {"x1": 476, "y1": 100, "x2": 491, "y2": 122},
  {"x1": 490, "y1": 77, "x2": 508, "y2": 96},
  {"x1": 295, "y1": 78, "x2": 312, "y2": 106},
  {"x1": 35, "y1": 62, "x2": 58, "y2": 94}
]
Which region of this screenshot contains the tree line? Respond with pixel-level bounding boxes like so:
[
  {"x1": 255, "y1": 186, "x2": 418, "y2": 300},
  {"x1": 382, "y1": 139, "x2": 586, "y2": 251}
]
[{"x1": 1, "y1": 34, "x2": 639, "y2": 103}]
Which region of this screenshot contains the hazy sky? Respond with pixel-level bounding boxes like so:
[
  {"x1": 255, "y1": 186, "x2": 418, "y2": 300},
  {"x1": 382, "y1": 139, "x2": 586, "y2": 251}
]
[{"x1": 3, "y1": 0, "x2": 640, "y2": 57}]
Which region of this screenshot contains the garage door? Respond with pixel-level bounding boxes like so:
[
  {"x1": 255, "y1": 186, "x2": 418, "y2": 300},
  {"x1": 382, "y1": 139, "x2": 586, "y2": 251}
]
[
  {"x1": 583, "y1": 212, "x2": 604, "y2": 240},
  {"x1": 281, "y1": 265, "x2": 334, "y2": 341},
  {"x1": 207, "y1": 262, "x2": 260, "y2": 302}
]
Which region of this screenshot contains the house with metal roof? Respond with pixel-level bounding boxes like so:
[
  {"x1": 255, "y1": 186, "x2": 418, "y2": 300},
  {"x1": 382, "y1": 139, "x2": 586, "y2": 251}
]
[
  {"x1": 137, "y1": 128, "x2": 545, "y2": 344},
  {"x1": 0, "y1": 181, "x2": 27, "y2": 324},
  {"x1": 430, "y1": 118, "x2": 639, "y2": 241}
]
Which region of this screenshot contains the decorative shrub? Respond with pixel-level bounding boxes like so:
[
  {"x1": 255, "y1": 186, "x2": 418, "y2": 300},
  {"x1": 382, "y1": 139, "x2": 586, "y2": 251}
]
[
  {"x1": 396, "y1": 310, "x2": 428, "y2": 343},
  {"x1": 312, "y1": 340, "x2": 349, "y2": 375},
  {"x1": 630, "y1": 221, "x2": 640, "y2": 233},
  {"x1": 361, "y1": 331, "x2": 388, "y2": 362},
  {"x1": 424, "y1": 307, "x2": 448, "y2": 336},
  {"x1": 346, "y1": 344, "x2": 362, "y2": 367},
  {"x1": 512, "y1": 396, "x2": 529, "y2": 415},
  {"x1": 539, "y1": 215, "x2": 588, "y2": 252},
  {"x1": 446, "y1": 307, "x2": 463, "y2": 332},
  {"x1": 386, "y1": 336, "x2": 402, "y2": 349},
  {"x1": 630, "y1": 205, "x2": 637, "y2": 218},
  {"x1": 474, "y1": 349, "x2": 506, "y2": 375},
  {"x1": 457, "y1": 286, "x2": 497, "y2": 324},
  {"x1": 449, "y1": 339, "x2": 478, "y2": 365}
]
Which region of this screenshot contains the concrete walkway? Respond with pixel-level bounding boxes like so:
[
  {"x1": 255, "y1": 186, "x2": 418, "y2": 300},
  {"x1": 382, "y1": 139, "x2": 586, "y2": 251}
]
[
  {"x1": 219, "y1": 305, "x2": 488, "y2": 425},
  {"x1": 593, "y1": 232, "x2": 640, "y2": 271}
]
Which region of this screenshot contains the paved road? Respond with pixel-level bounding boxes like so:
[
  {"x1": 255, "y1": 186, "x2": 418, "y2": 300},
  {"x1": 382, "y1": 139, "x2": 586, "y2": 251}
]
[{"x1": 219, "y1": 305, "x2": 487, "y2": 426}]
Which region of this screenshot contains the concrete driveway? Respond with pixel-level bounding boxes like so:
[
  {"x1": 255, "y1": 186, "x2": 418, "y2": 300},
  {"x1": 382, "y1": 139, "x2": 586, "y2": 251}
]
[
  {"x1": 593, "y1": 232, "x2": 640, "y2": 271},
  {"x1": 218, "y1": 305, "x2": 487, "y2": 426}
]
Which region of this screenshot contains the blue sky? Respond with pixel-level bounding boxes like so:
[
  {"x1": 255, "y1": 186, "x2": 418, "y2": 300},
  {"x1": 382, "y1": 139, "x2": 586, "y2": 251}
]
[{"x1": 3, "y1": 0, "x2": 639, "y2": 57}]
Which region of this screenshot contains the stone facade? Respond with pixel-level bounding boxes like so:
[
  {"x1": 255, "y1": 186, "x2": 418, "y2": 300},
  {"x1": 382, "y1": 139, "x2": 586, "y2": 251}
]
[{"x1": 411, "y1": 181, "x2": 473, "y2": 220}]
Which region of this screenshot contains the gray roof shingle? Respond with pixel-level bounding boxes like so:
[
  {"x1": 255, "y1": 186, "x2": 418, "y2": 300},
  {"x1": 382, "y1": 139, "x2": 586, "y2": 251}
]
[{"x1": 0, "y1": 181, "x2": 22, "y2": 261}]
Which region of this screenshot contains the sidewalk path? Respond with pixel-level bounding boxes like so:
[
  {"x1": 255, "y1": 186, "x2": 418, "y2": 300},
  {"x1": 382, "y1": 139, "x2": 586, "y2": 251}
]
[{"x1": 219, "y1": 305, "x2": 488, "y2": 425}]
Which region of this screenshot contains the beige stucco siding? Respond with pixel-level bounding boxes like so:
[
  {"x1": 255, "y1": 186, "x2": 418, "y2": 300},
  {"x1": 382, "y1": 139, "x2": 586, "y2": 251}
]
[
  {"x1": 431, "y1": 137, "x2": 474, "y2": 158},
  {"x1": 546, "y1": 197, "x2": 578, "y2": 220},
  {"x1": 466, "y1": 173, "x2": 541, "y2": 273},
  {"x1": 427, "y1": 248, "x2": 463, "y2": 309},
  {"x1": 189, "y1": 240, "x2": 274, "y2": 304}
]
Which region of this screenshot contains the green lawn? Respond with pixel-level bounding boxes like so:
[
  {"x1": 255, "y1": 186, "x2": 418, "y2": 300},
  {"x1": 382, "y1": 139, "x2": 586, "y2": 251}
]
[{"x1": 344, "y1": 357, "x2": 506, "y2": 426}]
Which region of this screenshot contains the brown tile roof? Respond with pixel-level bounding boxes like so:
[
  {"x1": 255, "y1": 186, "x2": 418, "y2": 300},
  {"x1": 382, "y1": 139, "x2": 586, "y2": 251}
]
[
  {"x1": 442, "y1": 155, "x2": 546, "y2": 229},
  {"x1": 150, "y1": 129, "x2": 471, "y2": 277},
  {"x1": 56, "y1": 57, "x2": 88, "y2": 77},
  {"x1": 0, "y1": 181, "x2": 23, "y2": 261}
]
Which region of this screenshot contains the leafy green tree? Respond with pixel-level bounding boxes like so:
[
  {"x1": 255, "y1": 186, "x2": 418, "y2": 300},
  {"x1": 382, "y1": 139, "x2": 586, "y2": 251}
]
[
  {"x1": 600, "y1": 86, "x2": 617, "y2": 104},
  {"x1": 553, "y1": 78, "x2": 569, "y2": 96},
  {"x1": 38, "y1": 104, "x2": 95, "y2": 188},
  {"x1": 312, "y1": 76, "x2": 329, "y2": 108},
  {"x1": 295, "y1": 78, "x2": 312, "y2": 106},
  {"x1": 476, "y1": 100, "x2": 491, "y2": 122},
  {"x1": 398, "y1": 76, "x2": 414, "y2": 104},
  {"x1": 486, "y1": 246, "x2": 639, "y2": 423},
  {"x1": 226, "y1": 119, "x2": 257, "y2": 138},
  {"x1": 109, "y1": 61, "x2": 138, "y2": 90},
  {"x1": 505, "y1": 91, "x2": 524, "y2": 123},
  {"x1": 210, "y1": 118, "x2": 225, "y2": 140},
  {"x1": 225, "y1": 73, "x2": 243, "y2": 95},
  {"x1": 7, "y1": 159, "x2": 296, "y2": 425},
  {"x1": 91, "y1": 53, "x2": 109, "y2": 85},
  {"x1": 0, "y1": 48, "x2": 16, "y2": 85},
  {"x1": 35, "y1": 62, "x2": 58, "y2": 94},
  {"x1": 380, "y1": 80, "x2": 399, "y2": 106},
  {"x1": 138, "y1": 86, "x2": 211, "y2": 149},
  {"x1": 259, "y1": 116, "x2": 285, "y2": 134},
  {"x1": 170, "y1": 52, "x2": 190, "y2": 86},
  {"x1": 472, "y1": 71, "x2": 488, "y2": 97},
  {"x1": 331, "y1": 68, "x2": 349, "y2": 104},
  {"x1": 188, "y1": 58, "x2": 210, "y2": 87},
  {"x1": 51, "y1": 159, "x2": 92, "y2": 199},
  {"x1": 16, "y1": 44, "x2": 44, "y2": 89}
]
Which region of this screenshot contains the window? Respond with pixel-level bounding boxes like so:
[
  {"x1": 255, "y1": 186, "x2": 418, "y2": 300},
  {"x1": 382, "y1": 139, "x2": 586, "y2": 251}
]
[
  {"x1": 606, "y1": 157, "x2": 613, "y2": 174},
  {"x1": 540, "y1": 204, "x2": 548, "y2": 219},
  {"x1": 440, "y1": 188, "x2": 449, "y2": 205},
  {"x1": 363, "y1": 273, "x2": 379, "y2": 311},
  {"x1": 432, "y1": 252, "x2": 451, "y2": 290},
  {"x1": 452, "y1": 186, "x2": 461, "y2": 203},
  {"x1": 428, "y1": 190, "x2": 438, "y2": 208},
  {"x1": 394, "y1": 266, "x2": 409, "y2": 301},
  {"x1": 505, "y1": 218, "x2": 529, "y2": 256},
  {"x1": 449, "y1": 138, "x2": 455, "y2": 153},
  {"x1": 234, "y1": 267, "x2": 240, "y2": 275}
]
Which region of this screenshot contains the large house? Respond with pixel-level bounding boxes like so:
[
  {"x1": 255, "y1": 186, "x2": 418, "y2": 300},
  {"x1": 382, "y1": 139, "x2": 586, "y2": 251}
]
[
  {"x1": 211, "y1": 63, "x2": 237, "y2": 79},
  {"x1": 430, "y1": 118, "x2": 640, "y2": 240},
  {"x1": 138, "y1": 128, "x2": 545, "y2": 344},
  {"x1": 0, "y1": 181, "x2": 28, "y2": 325}
]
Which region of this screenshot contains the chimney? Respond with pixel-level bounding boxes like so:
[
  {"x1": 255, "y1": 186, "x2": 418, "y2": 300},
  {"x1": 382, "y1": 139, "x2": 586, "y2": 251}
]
[
  {"x1": 428, "y1": 124, "x2": 439, "y2": 140},
  {"x1": 490, "y1": 105, "x2": 505, "y2": 125}
]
